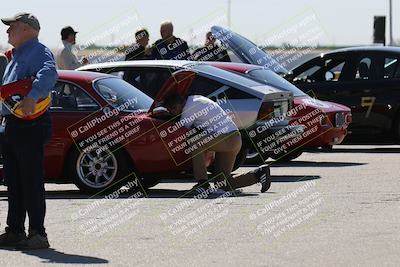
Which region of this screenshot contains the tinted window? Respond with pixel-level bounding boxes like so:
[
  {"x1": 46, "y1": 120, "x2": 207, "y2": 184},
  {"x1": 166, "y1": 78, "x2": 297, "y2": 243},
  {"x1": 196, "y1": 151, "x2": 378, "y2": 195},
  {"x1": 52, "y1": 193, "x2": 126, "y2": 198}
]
[
  {"x1": 247, "y1": 69, "x2": 306, "y2": 96},
  {"x1": 293, "y1": 56, "x2": 349, "y2": 83},
  {"x1": 355, "y1": 57, "x2": 372, "y2": 80},
  {"x1": 384, "y1": 57, "x2": 400, "y2": 79},
  {"x1": 51, "y1": 82, "x2": 99, "y2": 111},
  {"x1": 93, "y1": 78, "x2": 153, "y2": 111},
  {"x1": 122, "y1": 68, "x2": 172, "y2": 98},
  {"x1": 187, "y1": 76, "x2": 225, "y2": 96}
]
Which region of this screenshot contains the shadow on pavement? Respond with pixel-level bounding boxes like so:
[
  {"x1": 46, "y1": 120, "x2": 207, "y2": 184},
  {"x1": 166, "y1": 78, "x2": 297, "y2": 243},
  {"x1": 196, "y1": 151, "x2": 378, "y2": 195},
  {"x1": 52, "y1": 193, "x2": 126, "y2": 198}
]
[
  {"x1": 0, "y1": 188, "x2": 260, "y2": 199},
  {"x1": 0, "y1": 247, "x2": 108, "y2": 264},
  {"x1": 271, "y1": 175, "x2": 320, "y2": 182},
  {"x1": 331, "y1": 147, "x2": 400, "y2": 153},
  {"x1": 262, "y1": 161, "x2": 367, "y2": 168}
]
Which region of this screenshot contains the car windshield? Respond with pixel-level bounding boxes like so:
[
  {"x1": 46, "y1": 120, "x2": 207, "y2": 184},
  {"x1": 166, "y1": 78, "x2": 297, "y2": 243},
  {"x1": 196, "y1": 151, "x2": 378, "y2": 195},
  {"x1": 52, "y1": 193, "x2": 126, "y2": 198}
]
[
  {"x1": 93, "y1": 77, "x2": 153, "y2": 111},
  {"x1": 247, "y1": 69, "x2": 306, "y2": 96}
]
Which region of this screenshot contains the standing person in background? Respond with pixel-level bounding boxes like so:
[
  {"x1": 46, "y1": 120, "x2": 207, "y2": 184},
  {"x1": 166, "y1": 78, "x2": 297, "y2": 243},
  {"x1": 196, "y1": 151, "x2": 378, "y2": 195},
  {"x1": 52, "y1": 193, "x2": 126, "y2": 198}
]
[
  {"x1": 0, "y1": 53, "x2": 7, "y2": 83},
  {"x1": 124, "y1": 28, "x2": 153, "y2": 91},
  {"x1": 125, "y1": 28, "x2": 152, "y2": 61},
  {"x1": 56, "y1": 26, "x2": 88, "y2": 70},
  {"x1": 0, "y1": 12, "x2": 57, "y2": 250},
  {"x1": 152, "y1": 21, "x2": 191, "y2": 60},
  {"x1": 193, "y1": 31, "x2": 230, "y2": 62}
]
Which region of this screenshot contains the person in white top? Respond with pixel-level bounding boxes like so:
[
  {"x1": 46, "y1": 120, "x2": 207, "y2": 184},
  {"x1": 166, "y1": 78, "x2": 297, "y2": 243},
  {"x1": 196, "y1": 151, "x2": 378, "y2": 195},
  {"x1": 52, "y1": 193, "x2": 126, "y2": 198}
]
[
  {"x1": 56, "y1": 26, "x2": 88, "y2": 70},
  {"x1": 163, "y1": 93, "x2": 271, "y2": 194}
]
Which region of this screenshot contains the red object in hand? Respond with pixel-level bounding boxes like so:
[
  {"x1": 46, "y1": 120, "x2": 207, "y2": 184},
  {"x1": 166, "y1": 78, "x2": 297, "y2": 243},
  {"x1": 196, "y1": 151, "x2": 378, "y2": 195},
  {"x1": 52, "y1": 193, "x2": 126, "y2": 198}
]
[{"x1": 0, "y1": 78, "x2": 51, "y2": 120}]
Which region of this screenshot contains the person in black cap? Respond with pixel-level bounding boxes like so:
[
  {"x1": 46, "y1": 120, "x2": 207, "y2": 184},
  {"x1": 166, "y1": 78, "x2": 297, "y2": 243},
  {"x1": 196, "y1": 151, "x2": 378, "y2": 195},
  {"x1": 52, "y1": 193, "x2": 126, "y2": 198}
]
[
  {"x1": 0, "y1": 12, "x2": 57, "y2": 249},
  {"x1": 56, "y1": 26, "x2": 88, "y2": 70}
]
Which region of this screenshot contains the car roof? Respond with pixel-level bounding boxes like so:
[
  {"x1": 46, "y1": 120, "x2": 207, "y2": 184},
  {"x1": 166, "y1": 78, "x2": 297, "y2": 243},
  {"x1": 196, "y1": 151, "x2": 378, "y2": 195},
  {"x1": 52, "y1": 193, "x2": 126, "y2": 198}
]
[
  {"x1": 77, "y1": 60, "x2": 194, "y2": 71},
  {"x1": 57, "y1": 70, "x2": 112, "y2": 82},
  {"x1": 325, "y1": 46, "x2": 400, "y2": 55}
]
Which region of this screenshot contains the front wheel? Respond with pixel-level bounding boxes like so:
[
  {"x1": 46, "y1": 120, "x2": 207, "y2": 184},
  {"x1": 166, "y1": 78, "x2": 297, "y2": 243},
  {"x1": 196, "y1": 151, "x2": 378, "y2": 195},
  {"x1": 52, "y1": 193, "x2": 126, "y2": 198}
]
[{"x1": 68, "y1": 146, "x2": 133, "y2": 193}]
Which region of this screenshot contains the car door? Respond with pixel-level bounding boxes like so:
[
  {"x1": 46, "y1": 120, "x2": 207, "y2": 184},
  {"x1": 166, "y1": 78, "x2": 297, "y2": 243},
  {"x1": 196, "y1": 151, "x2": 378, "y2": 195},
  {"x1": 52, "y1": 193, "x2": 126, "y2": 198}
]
[
  {"x1": 291, "y1": 52, "x2": 387, "y2": 134},
  {"x1": 352, "y1": 52, "x2": 400, "y2": 135},
  {"x1": 46, "y1": 80, "x2": 101, "y2": 179}
]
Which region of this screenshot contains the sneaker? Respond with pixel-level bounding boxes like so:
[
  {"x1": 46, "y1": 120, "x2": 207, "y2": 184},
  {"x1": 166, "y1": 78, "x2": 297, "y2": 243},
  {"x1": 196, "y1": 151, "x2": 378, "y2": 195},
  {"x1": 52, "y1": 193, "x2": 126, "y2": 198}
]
[
  {"x1": 15, "y1": 231, "x2": 49, "y2": 250},
  {"x1": 255, "y1": 165, "x2": 271, "y2": 193},
  {"x1": 190, "y1": 180, "x2": 211, "y2": 194},
  {"x1": 0, "y1": 228, "x2": 26, "y2": 248}
]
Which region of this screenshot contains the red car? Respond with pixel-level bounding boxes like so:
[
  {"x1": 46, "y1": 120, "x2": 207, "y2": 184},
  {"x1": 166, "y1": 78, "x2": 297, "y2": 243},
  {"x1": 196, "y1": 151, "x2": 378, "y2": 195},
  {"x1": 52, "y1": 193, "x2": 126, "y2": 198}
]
[
  {"x1": 209, "y1": 62, "x2": 352, "y2": 161},
  {"x1": 1, "y1": 70, "x2": 214, "y2": 193}
]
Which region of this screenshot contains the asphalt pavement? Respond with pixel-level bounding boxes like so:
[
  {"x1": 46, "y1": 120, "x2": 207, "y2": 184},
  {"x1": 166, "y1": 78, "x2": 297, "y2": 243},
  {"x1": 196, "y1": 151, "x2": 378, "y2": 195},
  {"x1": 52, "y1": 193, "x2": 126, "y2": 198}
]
[{"x1": 0, "y1": 145, "x2": 399, "y2": 267}]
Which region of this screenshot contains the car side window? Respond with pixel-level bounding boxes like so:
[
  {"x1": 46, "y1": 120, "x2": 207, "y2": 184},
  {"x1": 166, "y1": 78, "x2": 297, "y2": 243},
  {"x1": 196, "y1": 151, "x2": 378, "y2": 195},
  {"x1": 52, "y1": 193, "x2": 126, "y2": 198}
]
[
  {"x1": 50, "y1": 82, "x2": 99, "y2": 111},
  {"x1": 294, "y1": 57, "x2": 347, "y2": 83},
  {"x1": 383, "y1": 57, "x2": 400, "y2": 79},
  {"x1": 355, "y1": 57, "x2": 372, "y2": 80},
  {"x1": 123, "y1": 68, "x2": 173, "y2": 98}
]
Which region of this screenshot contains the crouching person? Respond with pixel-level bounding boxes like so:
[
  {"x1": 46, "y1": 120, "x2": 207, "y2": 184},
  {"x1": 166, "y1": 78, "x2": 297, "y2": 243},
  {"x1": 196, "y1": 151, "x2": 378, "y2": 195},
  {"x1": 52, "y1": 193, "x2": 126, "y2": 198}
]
[{"x1": 163, "y1": 93, "x2": 271, "y2": 194}]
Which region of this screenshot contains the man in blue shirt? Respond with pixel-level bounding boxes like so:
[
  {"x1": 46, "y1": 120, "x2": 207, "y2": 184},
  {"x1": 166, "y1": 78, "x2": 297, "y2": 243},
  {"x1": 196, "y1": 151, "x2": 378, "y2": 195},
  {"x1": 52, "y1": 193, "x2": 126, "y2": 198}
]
[{"x1": 0, "y1": 12, "x2": 57, "y2": 250}]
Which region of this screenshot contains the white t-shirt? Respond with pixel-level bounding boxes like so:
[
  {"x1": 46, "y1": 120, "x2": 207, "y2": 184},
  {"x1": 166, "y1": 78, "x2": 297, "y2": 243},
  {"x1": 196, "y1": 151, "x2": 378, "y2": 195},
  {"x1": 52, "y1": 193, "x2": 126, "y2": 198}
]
[
  {"x1": 181, "y1": 95, "x2": 238, "y2": 135},
  {"x1": 56, "y1": 41, "x2": 82, "y2": 70}
]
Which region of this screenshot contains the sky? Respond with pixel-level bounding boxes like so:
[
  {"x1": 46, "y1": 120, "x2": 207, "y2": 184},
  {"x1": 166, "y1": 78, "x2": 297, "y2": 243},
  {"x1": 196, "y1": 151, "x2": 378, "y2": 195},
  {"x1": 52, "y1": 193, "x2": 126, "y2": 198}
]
[{"x1": 0, "y1": 0, "x2": 399, "y2": 50}]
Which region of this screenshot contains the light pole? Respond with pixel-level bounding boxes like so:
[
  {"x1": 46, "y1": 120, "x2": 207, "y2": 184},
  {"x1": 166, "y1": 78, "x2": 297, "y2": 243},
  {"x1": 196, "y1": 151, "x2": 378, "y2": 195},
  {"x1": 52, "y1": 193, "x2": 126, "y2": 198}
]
[
  {"x1": 227, "y1": 0, "x2": 231, "y2": 28},
  {"x1": 389, "y1": 0, "x2": 393, "y2": 45}
]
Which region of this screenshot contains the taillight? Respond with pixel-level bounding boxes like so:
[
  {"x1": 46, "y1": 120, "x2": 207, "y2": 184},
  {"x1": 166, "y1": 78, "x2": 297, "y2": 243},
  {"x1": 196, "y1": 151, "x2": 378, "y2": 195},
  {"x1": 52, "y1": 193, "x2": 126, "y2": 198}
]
[{"x1": 258, "y1": 102, "x2": 274, "y2": 120}]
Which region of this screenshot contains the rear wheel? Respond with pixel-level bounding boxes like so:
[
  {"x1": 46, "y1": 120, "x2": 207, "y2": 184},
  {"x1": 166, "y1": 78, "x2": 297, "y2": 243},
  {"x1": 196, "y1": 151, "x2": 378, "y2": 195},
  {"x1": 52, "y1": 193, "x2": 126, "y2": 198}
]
[
  {"x1": 244, "y1": 146, "x2": 267, "y2": 165},
  {"x1": 232, "y1": 146, "x2": 248, "y2": 171},
  {"x1": 68, "y1": 146, "x2": 134, "y2": 194}
]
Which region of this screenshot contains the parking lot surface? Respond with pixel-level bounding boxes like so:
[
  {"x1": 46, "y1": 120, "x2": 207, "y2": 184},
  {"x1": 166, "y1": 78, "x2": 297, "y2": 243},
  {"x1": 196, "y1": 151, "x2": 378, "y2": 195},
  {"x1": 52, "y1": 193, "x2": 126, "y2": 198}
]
[{"x1": 0, "y1": 145, "x2": 399, "y2": 267}]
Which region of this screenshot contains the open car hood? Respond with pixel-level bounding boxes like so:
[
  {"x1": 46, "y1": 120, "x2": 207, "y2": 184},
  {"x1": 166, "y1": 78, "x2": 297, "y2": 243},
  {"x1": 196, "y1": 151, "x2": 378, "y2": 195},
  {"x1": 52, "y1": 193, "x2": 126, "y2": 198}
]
[{"x1": 211, "y1": 26, "x2": 287, "y2": 73}]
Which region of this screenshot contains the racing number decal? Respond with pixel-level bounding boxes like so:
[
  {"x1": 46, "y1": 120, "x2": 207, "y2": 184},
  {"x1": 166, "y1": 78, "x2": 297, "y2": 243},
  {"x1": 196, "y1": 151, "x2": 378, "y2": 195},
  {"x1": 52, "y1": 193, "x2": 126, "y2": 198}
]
[{"x1": 361, "y1": 96, "x2": 376, "y2": 118}]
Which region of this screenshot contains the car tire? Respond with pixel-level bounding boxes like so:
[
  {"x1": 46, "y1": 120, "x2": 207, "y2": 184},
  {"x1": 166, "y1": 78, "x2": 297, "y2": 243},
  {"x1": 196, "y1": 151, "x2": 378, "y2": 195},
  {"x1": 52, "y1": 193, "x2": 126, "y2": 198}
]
[
  {"x1": 68, "y1": 145, "x2": 134, "y2": 194},
  {"x1": 271, "y1": 150, "x2": 303, "y2": 161},
  {"x1": 244, "y1": 146, "x2": 268, "y2": 165},
  {"x1": 232, "y1": 146, "x2": 249, "y2": 171}
]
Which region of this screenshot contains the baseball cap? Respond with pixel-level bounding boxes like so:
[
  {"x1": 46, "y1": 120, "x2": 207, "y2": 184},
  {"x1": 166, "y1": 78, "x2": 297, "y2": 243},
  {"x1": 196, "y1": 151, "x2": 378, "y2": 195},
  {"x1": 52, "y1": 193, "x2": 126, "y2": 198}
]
[
  {"x1": 61, "y1": 26, "x2": 78, "y2": 40},
  {"x1": 1, "y1": 12, "x2": 40, "y2": 31}
]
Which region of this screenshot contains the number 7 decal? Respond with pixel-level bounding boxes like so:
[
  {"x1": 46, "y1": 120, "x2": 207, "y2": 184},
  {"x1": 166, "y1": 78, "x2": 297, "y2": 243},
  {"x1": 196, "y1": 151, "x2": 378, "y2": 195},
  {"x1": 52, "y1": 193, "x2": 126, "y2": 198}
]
[{"x1": 361, "y1": 96, "x2": 376, "y2": 118}]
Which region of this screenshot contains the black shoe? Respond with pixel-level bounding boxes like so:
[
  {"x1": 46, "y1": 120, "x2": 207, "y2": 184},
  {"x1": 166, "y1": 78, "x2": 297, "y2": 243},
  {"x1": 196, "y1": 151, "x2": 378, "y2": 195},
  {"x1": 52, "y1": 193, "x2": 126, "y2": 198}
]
[
  {"x1": 191, "y1": 180, "x2": 211, "y2": 194},
  {"x1": 255, "y1": 165, "x2": 271, "y2": 193},
  {"x1": 0, "y1": 228, "x2": 26, "y2": 248},
  {"x1": 15, "y1": 230, "x2": 49, "y2": 250}
]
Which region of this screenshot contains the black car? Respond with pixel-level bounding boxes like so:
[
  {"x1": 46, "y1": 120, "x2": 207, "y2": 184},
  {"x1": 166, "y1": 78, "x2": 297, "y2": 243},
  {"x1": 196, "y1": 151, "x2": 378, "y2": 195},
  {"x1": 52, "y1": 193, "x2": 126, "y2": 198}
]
[{"x1": 283, "y1": 47, "x2": 400, "y2": 142}]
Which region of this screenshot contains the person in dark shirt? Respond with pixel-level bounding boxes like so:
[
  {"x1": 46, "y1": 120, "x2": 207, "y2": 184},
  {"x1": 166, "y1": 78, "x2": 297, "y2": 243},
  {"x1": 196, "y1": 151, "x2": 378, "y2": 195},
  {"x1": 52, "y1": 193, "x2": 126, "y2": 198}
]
[
  {"x1": 193, "y1": 31, "x2": 230, "y2": 62},
  {"x1": 151, "y1": 21, "x2": 191, "y2": 60},
  {"x1": 124, "y1": 28, "x2": 153, "y2": 89},
  {"x1": 125, "y1": 28, "x2": 152, "y2": 61}
]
